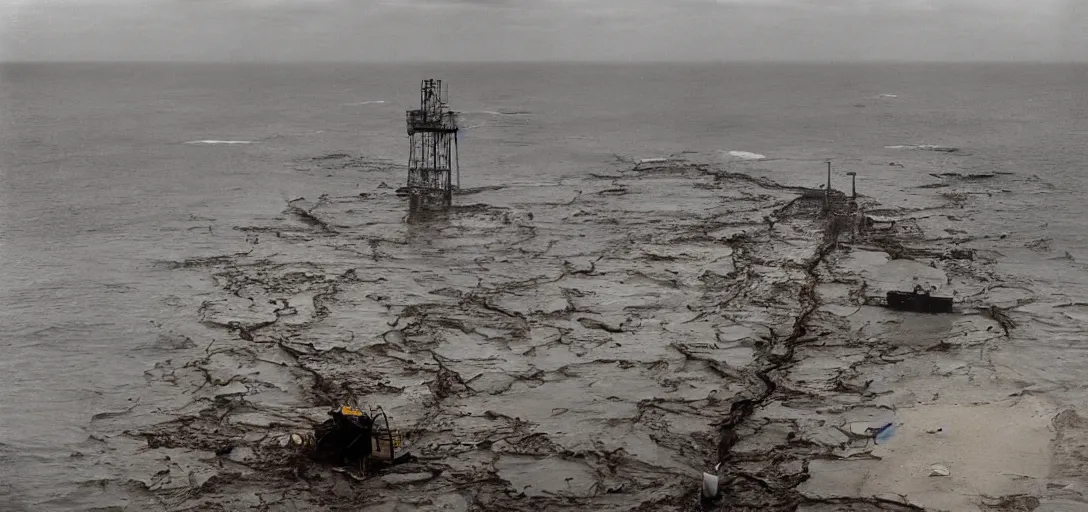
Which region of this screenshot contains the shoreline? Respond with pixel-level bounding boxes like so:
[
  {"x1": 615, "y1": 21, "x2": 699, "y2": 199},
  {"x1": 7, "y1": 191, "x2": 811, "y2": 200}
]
[{"x1": 108, "y1": 155, "x2": 1051, "y2": 511}]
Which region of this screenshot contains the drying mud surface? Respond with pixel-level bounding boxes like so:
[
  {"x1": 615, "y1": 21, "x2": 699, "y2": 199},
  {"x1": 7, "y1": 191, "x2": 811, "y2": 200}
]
[{"x1": 95, "y1": 156, "x2": 1088, "y2": 511}]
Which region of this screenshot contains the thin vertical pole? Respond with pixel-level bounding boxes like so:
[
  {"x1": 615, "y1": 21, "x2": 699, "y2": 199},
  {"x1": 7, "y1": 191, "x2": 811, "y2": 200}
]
[
  {"x1": 825, "y1": 161, "x2": 832, "y2": 208},
  {"x1": 454, "y1": 133, "x2": 460, "y2": 189}
]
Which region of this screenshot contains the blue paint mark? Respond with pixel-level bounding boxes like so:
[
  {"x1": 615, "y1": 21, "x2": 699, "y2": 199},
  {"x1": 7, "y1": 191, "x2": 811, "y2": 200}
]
[{"x1": 874, "y1": 422, "x2": 897, "y2": 444}]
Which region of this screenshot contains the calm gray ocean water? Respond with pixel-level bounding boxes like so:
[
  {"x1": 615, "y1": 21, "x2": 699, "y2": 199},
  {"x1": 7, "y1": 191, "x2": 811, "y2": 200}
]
[{"x1": 1, "y1": 62, "x2": 1086, "y2": 509}]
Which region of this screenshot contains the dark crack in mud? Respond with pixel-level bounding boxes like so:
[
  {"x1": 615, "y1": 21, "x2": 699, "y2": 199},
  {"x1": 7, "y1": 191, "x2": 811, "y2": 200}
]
[{"x1": 112, "y1": 156, "x2": 1055, "y2": 511}]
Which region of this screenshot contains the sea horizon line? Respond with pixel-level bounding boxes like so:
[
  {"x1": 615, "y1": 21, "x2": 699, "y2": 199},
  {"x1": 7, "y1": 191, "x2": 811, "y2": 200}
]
[{"x1": 2, "y1": 59, "x2": 1087, "y2": 66}]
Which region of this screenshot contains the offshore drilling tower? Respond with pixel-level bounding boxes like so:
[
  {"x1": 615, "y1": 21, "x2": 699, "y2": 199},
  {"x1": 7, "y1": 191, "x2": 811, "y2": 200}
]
[{"x1": 405, "y1": 79, "x2": 460, "y2": 215}]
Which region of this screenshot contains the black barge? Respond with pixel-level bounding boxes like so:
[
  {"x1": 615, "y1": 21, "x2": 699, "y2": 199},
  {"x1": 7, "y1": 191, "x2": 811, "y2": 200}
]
[{"x1": 886, "y1": 285, "x2": 954, "y2": 314}]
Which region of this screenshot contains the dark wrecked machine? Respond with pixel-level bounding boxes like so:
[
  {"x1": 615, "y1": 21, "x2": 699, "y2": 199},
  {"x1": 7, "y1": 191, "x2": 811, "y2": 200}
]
[
  {"x1": 885, "y1": 285, "x2": 954, "y2": 314},
  {"x1": 307, "y1": 405, "x2": 413, "y2": 473}
]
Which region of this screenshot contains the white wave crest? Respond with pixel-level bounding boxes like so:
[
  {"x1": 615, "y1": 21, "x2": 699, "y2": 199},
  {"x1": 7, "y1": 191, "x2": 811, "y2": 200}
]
[
  {"x1": 342, "y1": 100, "x2": 385, "y2": 106},
  {"x1": 473, "y1": 110, "x2": 530, "y2": 116},
  {"x1": 724, "y1": 150, "x2": 766, "y2": 160},
  {"x1": 185, "y1": 140, "x2": 257, "y2": 145},
  {"x1": 885, "y1": 144, "x2": 959, "y2": 152}
]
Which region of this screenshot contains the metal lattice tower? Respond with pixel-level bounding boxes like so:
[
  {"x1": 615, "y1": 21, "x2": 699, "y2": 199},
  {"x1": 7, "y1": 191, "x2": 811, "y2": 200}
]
[{"x1": 405, "y1": 79, "x2": 460, "y2": 214}]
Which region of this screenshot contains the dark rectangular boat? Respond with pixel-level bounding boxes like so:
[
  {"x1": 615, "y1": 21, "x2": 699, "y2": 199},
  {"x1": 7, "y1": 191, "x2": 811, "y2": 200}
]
[{"x1": 886, "y1": 286, "x2": 954, "y2": 314}]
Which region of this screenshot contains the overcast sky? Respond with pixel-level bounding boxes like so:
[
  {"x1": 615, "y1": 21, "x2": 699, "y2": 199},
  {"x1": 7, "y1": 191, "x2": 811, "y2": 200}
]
[{"x1": 1, "y1": 0, "x2": 1085, "y2": 62}]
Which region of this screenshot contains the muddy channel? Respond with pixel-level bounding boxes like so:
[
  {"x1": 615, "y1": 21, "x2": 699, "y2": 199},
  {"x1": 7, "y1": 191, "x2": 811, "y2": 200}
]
[{"x1": 96, "y1": 156, "x2": 1071, "y2": 511}]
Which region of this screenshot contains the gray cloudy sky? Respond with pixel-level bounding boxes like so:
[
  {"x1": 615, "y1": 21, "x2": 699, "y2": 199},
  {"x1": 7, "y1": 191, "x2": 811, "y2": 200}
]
[{"x1": 1, "y1": 0, "x2": 1086, "y2": 62}]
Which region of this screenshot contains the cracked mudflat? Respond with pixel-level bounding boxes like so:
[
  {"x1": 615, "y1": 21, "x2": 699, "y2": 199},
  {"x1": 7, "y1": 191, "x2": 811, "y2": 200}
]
[{"x1": 96, "y1": 155, "x2": 1083, "y2": 511}]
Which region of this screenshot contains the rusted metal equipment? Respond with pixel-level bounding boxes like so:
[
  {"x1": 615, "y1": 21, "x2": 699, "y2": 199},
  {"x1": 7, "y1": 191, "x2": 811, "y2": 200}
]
[
  {"x1": 405, "y1": 79, "x2": 460, "y2": 214},
  {"x1": 311, "y1": 405, "x2": 411, "y2": 472},
  {"x1": 886, "y1": 285, "x2": 954, "y2": 314},
  {"x1": 368, "y1": 406, "x2": 405, "y2": 464}
]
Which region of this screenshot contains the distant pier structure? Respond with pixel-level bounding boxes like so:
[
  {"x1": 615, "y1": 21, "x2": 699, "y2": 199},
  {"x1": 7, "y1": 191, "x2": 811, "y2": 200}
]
[{"x1": 405, "y1": 79, "x2": 460, "y2": 214}]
